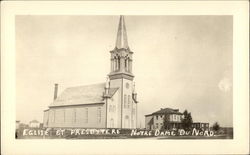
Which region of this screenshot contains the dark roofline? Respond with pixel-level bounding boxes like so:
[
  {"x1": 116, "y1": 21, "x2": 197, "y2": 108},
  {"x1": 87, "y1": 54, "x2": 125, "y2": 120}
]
[
  {"x1": 49, "y1": 102, "x2": 105, "y2": 108},
  {"x1": 145, "y1": 108, "x2": 183, "y2": 117},
  {"x1": 193, "y1": 122, "x2": 209, "y2": 124},
  {"x1": 65, "y1": 82, "x2": 105, "y2": 90},
  {"x1": 152, "y1": 112, "x2": 183, "y2": 115},
  {"x1": 145, "y1": 112, "x2": 183, "y2": 117}
]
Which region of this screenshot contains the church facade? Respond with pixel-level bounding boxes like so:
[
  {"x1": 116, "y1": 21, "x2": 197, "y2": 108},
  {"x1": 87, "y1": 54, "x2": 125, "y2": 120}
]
[{"x1": 43, "y1": 16, "x2": 138, "y2": 129}]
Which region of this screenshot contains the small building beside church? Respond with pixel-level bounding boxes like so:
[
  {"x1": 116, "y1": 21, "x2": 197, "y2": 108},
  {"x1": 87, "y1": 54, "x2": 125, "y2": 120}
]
[
  {"x1": 145, "y1": 108, "x2": 210, "y2": 130},
  {"x1": 43, "y1": 16, "x2": 138, "y2": 129},
  {"x1": 145, "y1": 108, "x2": 183, "y2": 130},
  {"x1": 29, "y1": 120, "x2": 40, "y2": 128}
]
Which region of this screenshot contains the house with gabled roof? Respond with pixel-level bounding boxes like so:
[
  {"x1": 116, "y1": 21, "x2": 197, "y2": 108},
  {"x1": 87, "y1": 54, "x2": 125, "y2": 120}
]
[
  {"x1": 145, "y1": 108, "x2": 183, "y2": 130},
  {"x1": 145, "y1": 108, "x2": 210, "y2": 130},
  {"x1": 43, "y1": 16, "x2": 138, "y2": 129}
]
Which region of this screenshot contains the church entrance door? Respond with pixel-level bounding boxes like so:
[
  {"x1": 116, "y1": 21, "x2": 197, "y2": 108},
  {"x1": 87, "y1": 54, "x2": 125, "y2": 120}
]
[{"x1": 124, "y1": 115, "x2": 130, "y2": 128}]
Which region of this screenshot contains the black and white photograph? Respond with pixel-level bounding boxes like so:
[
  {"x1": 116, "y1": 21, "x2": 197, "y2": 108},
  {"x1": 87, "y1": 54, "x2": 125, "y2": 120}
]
[
  {"x1": 15, "y1": 15, "x2": 233, "y2": 139},
  {"x1": 1, "y1": 1, "x2": 249, "y2": 155}
]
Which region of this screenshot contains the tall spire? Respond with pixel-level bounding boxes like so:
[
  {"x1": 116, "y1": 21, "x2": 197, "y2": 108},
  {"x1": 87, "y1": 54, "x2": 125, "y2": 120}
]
[{"x1": 115, "y1": 15, "x2": 129, "y2": 49}]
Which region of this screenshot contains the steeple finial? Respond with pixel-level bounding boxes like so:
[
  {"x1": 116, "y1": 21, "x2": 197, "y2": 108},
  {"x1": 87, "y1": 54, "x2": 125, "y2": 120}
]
[{"x1": 115, "y1": 15, "x2": 129, "y2": 49}]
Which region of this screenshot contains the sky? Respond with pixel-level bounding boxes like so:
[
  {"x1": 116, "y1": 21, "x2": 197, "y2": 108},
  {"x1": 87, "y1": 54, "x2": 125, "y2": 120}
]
[{"x1": 16, "y1": 15, "x2": 233, "y2": 127}]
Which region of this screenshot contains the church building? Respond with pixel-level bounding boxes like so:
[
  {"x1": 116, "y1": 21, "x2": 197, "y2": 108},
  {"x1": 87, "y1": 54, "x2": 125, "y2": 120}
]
[{"x1": 43, "y1": 16, "x2": 138, "y2": 129}]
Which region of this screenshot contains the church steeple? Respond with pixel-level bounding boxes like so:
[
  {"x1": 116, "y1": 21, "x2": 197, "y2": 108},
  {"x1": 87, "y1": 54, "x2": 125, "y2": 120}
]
[
  {"x1": 107, "y1": 15, "x2": 138, "y2": 129},
  {"x1": 116, "y1": 15, "x2": 129, "y2": 49},
  {"x1": 108, "y1": 15, "x2": 134, "y2": 81}
]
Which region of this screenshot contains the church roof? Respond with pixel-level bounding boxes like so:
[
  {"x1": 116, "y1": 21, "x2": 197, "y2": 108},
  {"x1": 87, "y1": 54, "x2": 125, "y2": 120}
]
[
  {"x1": 49, "y1": 83, "x2": 119, "y2": 107},
  {"x1": 145, "y1": 108, "x2": 183, "y2": 116},
  {"x1": 115, "y1": 15, "x2": 129, "y2": 49}
]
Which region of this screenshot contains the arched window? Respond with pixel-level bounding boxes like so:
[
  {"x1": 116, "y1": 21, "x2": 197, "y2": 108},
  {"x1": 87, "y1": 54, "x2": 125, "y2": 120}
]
[
  {"x1": 127, "y1": 59, "x2": 130, "y2": 71},
  {"x1": 128, "y1": 59, "x2": 130, "y2": 72},
  {"x1": 125, "y1": 56, "x2": 128, "y2": 71},
  {"x1": 117, "y1": 57, "x2": 120, "y2": 70},
  {"x1": 124, "y1": 94, "x2": 127, "y2": 108},
  {"x1": 114, "y1": 57, "x2": 117, "y2": 71},
  {"x1": 111, "y1": 58, "x2": 114, "y2": 72},
  {"x1": 128, "y1": 95, "x2": 131, "y2": 108},
  {"x1": 125, "y1": 57, "x2": 127, "y2": 68}
]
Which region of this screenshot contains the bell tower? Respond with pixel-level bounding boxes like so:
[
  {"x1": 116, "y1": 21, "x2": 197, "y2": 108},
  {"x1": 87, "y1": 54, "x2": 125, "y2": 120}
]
[
  {"x1": 108, "y1": 15, "x2": 137, "y2": 129},
  {"x1": 109, "y1": 15, "x2": 134, "y2": 80}
]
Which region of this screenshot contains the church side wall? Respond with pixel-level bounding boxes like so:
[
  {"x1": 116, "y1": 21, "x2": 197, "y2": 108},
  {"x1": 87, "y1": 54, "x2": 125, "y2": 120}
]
[{"x1": 48, "y1": 104, "x2": 106, "y2": 128}]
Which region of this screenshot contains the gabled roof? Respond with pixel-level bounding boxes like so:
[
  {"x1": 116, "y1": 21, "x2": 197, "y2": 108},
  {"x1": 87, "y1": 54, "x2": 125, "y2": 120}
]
[
  {"x1": 145, "y1": 108, "x2": 183, "y2": 116},
  {"x1": 49, "y1": 83, "x2": 119, "y2": 107}
]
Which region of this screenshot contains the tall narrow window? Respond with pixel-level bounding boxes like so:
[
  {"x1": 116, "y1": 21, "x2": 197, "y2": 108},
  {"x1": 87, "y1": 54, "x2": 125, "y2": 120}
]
[
  {"x1": 109, "y1": 105, "x2": 112, "y2": 112},
  {"x1": 126, "y1": 58, "x2": 129, "y2": 72},
  {"x1": 125, "y1": 57, "x2": 128, "y2": 71},
  {"x1": 117, "y1": 57, "x2": 120, "y2": 70},
  {"x1": 116, "y1": 58, "x2": 119, "y2": 71},
  {"x1": 73, "y1": 109, "x2": 76, "y2": 123},
  {"x1": 63, "y1": 109, "x2": 65, "y2": 122},
  {"x1": 114, "y1": 57, "x2": 117, "y2": 71},
  {"x1": 97, "y1": 107, "x2": 101, "y2": 123},
  {"x1": 125, "y1": 57, "x2": 127, "y2": 68},
  {"x1": 128, "y1": 95, "x2": 131, "y2": 108},
  {"x1": 111, "y1": 59, "x2": 114, "y2": 72},
  {"x1": 84, "y1": 108, "x2": 88, "y2": 123},
  {"x1": 124, "y1": 94, "x2": 127, "y2": 108},
  {"x1": 128, "y1": 60, "x2": 131, "y2": 72}
]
